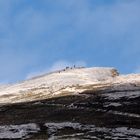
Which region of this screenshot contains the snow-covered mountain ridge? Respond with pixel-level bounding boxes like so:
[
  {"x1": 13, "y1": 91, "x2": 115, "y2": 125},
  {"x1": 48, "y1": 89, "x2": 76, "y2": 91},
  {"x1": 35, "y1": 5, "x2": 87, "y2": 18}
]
[
  {"x1": 0, "y1": 67, "x2": 140, "y2": 104},
  {"x1": 0, "y1": 67, "x2": 140, "y2": 139}
]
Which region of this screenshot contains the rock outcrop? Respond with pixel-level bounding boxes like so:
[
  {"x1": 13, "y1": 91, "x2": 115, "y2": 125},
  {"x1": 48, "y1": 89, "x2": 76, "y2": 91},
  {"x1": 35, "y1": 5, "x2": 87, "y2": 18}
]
[{"x1": 0, "y1": 67, "x2": 140, "y2": 139}]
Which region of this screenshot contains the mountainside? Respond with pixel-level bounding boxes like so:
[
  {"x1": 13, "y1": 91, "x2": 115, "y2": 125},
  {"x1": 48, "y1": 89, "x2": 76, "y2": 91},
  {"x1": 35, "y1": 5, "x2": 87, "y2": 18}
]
[
  {"x1": 0, "y1": 67, "x2": 140, "y2": 139},
  {"x1": 0, "y1": 67, "x2": 119, "y2": 104}
]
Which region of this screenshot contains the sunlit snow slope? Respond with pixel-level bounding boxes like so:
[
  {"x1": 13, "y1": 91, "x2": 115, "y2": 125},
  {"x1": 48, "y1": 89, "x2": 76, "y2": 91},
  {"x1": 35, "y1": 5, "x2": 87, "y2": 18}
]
[{"x1": 0, "y1": 67, "x2": 140, "y2": 104}]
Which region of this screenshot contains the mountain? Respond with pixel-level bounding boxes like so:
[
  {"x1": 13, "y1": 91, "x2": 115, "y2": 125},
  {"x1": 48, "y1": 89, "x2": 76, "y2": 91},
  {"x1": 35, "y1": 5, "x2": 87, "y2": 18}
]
[{"x1": 0, "y1": 67, "x2": 140, "y2": 139}]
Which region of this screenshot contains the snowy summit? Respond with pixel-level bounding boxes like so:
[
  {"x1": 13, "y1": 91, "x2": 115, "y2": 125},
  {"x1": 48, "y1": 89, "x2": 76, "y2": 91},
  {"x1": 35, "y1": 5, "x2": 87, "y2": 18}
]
[{"x1": 0, "y1": 67, "x2": 140, "y2": 104}]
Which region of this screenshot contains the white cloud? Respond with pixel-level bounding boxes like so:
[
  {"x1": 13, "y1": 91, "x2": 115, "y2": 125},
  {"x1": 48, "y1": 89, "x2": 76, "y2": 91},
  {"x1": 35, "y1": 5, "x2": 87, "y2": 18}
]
[
  {"x1": 26, "y1": 60, "x2": 86, "y2": 79},
  {"x1": 134, "y1": 67, "x2": 140, "y2": 74}
]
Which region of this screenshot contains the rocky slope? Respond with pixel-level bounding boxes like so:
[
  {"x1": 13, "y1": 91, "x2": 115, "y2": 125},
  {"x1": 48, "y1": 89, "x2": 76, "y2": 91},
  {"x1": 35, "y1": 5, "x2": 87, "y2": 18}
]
[{"x1": 0, "y1": 67, "x2": 140, "y2": 139}]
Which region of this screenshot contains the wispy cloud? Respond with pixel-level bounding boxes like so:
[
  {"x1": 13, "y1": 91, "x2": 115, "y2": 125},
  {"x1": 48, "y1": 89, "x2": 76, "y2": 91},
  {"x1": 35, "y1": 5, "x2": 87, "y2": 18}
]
[
  {"x1": 26, "y1": 60, "x2": 86, "y2": 79},
  {"x1": 134, "y1": 67, "x2": 140, "y2": 74}
]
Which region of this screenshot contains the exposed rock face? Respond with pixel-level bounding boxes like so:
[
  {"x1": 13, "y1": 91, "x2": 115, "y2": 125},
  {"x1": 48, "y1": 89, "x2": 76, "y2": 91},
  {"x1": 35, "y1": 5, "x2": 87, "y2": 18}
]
[{"x1": 0, "y1": 67, "x2": 140, "y2": 139}]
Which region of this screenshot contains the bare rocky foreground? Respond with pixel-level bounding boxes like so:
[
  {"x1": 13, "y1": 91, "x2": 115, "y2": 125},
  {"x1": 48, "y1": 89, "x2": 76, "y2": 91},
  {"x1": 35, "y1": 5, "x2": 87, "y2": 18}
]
[{"x1": 0, "y1": 67, "x2": 140, "y2": 139}]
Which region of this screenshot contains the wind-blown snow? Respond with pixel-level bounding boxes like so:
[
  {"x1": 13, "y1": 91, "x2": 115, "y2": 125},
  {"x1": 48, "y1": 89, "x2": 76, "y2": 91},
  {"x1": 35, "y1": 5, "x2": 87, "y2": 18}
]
[{"x1": 0, "y1": 67, "x2": 140, "y2": 104}]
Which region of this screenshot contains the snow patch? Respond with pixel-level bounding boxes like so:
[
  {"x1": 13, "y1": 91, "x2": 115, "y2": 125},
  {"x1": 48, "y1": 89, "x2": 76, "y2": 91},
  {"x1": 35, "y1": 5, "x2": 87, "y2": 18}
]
[
  {"x1": 45, "y1": 122, "x2": 140, "y2": 140},
  {"x1": 0, "y1": 123, "x2": 40, "y2": 139}
]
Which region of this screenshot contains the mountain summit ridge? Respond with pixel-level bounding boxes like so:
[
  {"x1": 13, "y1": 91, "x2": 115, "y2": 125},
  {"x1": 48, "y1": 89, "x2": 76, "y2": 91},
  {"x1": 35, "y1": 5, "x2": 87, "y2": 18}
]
[{"x1": 0, "y1": 67, "x2": 140, "y2": 104}]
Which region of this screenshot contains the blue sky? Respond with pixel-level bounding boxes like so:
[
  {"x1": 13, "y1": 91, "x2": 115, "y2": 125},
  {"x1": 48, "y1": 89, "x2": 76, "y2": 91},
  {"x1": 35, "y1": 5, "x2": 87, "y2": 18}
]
[{"x1": 0, "y1": 0, "x2": 140, "y2": 83}]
